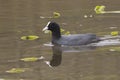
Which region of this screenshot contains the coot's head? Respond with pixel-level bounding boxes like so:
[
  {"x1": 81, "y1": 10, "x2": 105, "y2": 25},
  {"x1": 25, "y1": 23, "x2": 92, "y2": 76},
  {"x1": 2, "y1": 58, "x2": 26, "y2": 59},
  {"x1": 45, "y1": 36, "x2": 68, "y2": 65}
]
[{"x1": 42, "y1": 21, "x2": 60, "y2": 32}]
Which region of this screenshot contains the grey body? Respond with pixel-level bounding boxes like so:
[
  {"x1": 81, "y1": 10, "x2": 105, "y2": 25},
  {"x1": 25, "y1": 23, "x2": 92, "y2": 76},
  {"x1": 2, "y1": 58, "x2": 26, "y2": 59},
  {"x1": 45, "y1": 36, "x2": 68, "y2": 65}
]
[{"x1": 52, "y1": 34, "x2": 100, "y2": 46}]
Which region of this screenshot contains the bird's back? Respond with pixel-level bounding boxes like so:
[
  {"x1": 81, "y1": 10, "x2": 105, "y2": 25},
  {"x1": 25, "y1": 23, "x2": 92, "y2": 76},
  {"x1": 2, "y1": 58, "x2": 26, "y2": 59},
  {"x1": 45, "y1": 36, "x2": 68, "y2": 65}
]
[{"x1": 52, "y1": 33, "x2": 100, "y2": 46}]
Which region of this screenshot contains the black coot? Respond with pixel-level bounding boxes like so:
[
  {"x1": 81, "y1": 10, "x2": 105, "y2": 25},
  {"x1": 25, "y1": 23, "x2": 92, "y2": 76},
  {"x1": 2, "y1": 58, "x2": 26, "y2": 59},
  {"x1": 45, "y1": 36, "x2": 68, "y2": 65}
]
[{"x1": 43, "y1": 21, "x2": 101, "y2": 46}]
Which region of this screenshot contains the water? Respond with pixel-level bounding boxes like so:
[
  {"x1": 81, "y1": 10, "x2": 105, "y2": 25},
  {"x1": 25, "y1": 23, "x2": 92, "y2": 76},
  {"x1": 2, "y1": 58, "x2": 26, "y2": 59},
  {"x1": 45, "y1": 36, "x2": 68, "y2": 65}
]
[{"x1": 0, "y1": 0, "x2": 120, "y2": 80}]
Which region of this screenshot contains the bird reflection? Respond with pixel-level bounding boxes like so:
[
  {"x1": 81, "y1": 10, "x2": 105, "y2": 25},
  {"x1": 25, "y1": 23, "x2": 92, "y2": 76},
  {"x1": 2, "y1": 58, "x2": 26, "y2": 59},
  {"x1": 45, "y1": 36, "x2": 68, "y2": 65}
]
[
  {"x1": 49, "y1": 45, "x2": 96, "y2": 67},
  {"x1": 50, "y1": 45, "x2": 62, "y2": 67}
]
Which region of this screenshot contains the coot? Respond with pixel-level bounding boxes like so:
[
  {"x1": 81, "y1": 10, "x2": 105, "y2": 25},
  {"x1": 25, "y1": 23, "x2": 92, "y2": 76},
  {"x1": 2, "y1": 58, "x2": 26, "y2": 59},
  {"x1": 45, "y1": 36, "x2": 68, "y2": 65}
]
[{"x1": 43, "y1": 21, "x2": 101, "y2": 46}]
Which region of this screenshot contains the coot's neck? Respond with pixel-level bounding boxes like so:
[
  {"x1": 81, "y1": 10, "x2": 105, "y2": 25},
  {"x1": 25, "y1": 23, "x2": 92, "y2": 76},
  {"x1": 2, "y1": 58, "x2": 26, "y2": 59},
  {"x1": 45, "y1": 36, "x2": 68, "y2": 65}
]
[{"x1": 52, "y1": 30, "x2": 61, "y2": 39}]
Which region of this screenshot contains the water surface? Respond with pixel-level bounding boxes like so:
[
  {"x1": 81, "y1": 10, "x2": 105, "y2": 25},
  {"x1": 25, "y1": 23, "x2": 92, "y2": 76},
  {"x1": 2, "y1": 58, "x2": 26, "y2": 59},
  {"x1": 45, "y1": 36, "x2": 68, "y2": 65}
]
[{"x1": 0, "y1": 0, "x2": 120, "y2": 80}]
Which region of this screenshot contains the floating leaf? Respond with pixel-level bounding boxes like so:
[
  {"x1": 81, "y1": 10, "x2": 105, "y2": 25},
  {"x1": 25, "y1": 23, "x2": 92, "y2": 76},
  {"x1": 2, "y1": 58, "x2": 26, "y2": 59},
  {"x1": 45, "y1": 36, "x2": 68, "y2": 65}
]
[
  {"x1": 60, "y1": 28, "x2": 65, "y2": 33},
  {"x1": 6, "y1": 68, "x2": 26, "y2": 73},
  {"x1": 21, "y1": 35, "x2": 39, "y2": 40},
  {"x1": 20, "y1": 56, "x2": 45, "y2": 62},
  {"x1": 44, "y1": 30, "x2": 51, "y2": 34},
  {"x1": 53, "y1": 12, "x2": 61, "y2": 18},
  {"x1": 94, "y1": 5, "x2": 106, "y2": 14},
  {"x1": 111, "y1": 31, "x2": 119, "y2": 36},
  {"x1": 95, "y1": 5, "x2": 120, "y2": 14},
  {"x1": 64, "y1": 31, "x2": 70, "y2": 35},
  {"x1": 20, "y1": 57, "x2": 39, "y2": 62}
]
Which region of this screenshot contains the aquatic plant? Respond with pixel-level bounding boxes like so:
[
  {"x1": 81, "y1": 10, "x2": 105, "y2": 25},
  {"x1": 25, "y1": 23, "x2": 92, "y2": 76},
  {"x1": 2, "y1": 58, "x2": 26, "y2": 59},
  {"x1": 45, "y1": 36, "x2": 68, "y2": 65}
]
[
  {"x1": 53, "y1": 12, "x2": 61, "y2": 18},
  {"x1": 20, "y1": 57, "x2": 39, "y2": 62},
  {"x1": 94, "y1": 5, "x2": 106, "y2": 14},
  {"x1": 64, "y1": 31, "x2": 70, "y2": 35},
  {"x1": 95, "y1": 5, "x2": 120, "y2": 14},
  {"x1": 6, "y1": 68, "x2": 27, "y2": 73},
  {"x1": 21, "y1": 35, "x2": 39, "y2": 40},
  {"x1": 111, "y1": 31, "x2": 119, "y2": 36},
  {"x1": 20, "y1": 56, "x2": 44, "y2": 62}
]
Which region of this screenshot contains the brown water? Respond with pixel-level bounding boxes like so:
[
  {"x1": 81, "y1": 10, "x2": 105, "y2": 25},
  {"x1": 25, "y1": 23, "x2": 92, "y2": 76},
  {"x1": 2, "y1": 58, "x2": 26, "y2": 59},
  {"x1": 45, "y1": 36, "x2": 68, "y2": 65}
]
[{"x1": 0, "y1": 0, "x2": 120, "y2": 80}]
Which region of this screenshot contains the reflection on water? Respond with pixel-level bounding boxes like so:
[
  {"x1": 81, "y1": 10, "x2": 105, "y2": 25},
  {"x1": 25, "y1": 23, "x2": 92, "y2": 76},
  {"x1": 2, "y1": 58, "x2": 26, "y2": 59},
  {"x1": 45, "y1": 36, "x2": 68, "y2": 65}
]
[
  {"x1": 50, "y1": 45, "x2": 62, "y2": 67},
  {"x1": 48, "y1": 45, "x2": 96, "y2": 67}
]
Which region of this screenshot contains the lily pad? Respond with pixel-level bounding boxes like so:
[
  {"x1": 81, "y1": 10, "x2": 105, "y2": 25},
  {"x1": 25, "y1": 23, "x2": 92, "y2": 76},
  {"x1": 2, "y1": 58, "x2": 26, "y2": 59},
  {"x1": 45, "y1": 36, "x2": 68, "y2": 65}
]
[
  {"x1": 20, "y1": 57, "x2": 39, "y2": 62},
  {"x1": 20, "y1": 56, "x2": 45, "y2": 62},
  {"x1": 64, "y1": 31, "x2": 71, "y2": 35},
  {"x1": 21, "y1": 35, "x2": 39, "y2": 40},
  {"x1": 95, "y1": 5, "x2": 120, "y2": 14},
  {"x1": 53, "y1": 12, "x2": 61, "y2": 18},
  {"x1": 94, "y1": 5, "x2": 105, "y2": 14},
  {"x1": 111, "y1": 31, "x2": 119, "y2": 36},
  {"x1": 44, "y1": 30, "x2": 51, "y2": 34},
  {"x1": 60, "y1": 28, "x2": 65, "y2": 33},
  {"x1": 6, "y1": 68, "x2": 26, "y2": 73}
]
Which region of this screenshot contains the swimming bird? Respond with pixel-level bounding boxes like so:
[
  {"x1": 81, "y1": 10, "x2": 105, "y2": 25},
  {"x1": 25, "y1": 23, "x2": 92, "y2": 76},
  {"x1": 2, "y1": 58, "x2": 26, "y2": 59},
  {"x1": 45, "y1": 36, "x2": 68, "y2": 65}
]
[{"x1": 42, "y1": 21, "x2": 101, "y2": 46}]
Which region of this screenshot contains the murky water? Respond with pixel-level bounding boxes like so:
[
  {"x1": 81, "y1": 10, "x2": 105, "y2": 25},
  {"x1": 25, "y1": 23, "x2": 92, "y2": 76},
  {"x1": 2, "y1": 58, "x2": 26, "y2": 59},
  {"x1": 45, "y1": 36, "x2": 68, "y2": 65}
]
[{"x1": 0, "y1": 0, "x2": 120, "y2": 80}]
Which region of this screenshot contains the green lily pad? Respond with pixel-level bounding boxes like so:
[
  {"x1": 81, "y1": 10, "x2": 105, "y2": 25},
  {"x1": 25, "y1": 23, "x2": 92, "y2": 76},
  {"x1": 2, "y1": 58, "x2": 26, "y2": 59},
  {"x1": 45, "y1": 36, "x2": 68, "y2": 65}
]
[
  {"x1": 20, "y1": 57, "x2": 39, "y2": 62},
  {"x1": 94, "y1": 5, "x2": 105, "y2": 14},
  {"x1": 6, "y1": 68, "x2": 26, "y2": 73},
  {"x1": 44, "y1": 30, "x2": 51, "y2": 34},
  {"x1": 64, "y1": 31, "x2": 71, "y2": 35},
  {"x1": 21, "y1": 35, "x2": 39, "y2": 40},
  {"x1": 111, "y1": 31, "x2": 119, "y2": 36},
  {"x1": 60, "y1": 28, "x2": 65, "y2": 33},
  {"x1": 53, "y1": 12, "x2": 61, "y2": 18}
]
